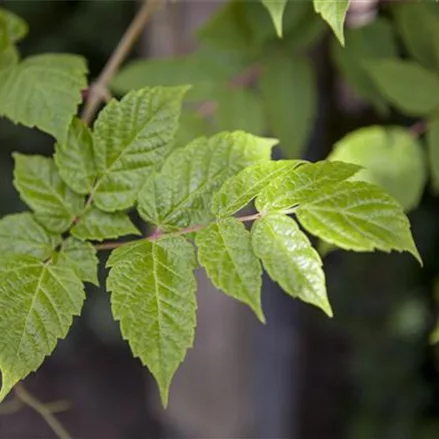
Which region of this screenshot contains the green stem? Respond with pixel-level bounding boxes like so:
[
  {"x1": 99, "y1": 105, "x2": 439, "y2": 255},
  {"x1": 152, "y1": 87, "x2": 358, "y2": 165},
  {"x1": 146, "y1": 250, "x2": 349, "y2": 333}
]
[
  {"x1": 95, "y1": 211, "x2": 264, "y2": 251},
  {"x1": 15, "y1": 384, "x2": 71, "y2": 439}
]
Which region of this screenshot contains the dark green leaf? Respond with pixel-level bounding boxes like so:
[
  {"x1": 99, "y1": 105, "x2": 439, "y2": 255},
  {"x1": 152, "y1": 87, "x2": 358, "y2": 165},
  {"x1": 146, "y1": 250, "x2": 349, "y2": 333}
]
[
  {"x1": 364, "y1": 59, "x2": 439, "y2": 116},
  {"x1": 260, "y1": 55, "x2": 316, "y2": 158}
]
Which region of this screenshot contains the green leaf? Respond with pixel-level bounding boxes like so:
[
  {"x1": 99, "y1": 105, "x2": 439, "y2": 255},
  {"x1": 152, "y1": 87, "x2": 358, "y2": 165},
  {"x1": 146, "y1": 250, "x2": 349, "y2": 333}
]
[
  {"x1": 107, "y1": 236, "x2": 197, "y2": 407},
  {"x1": 197, "y1": 1, "x2": 253, "y2": 53},
  {"x1": 0, "y1": 54, "x2": 88, "y2": 143},
  {"x1": 392, "y1": 2, "x2": 439, "y2": 71},
  {"x1": 0, "y1": 212, "x2": 61, "y2": 260},
  {"x1": 364, "y1": 59, "x2": 439, "y2": 116},
  {"x1": 427, "y1": 117, "x2": 439, "y2": 194},
  {"x1": 214, "y1": 87, "x2": 266, "y2": 136},
  {"x1": 313, "y1": 0, "x2": 349, "y2": 46},
  {"x1": 173, "y1": 111, "x2": 212, "y2": 150},
  {"x1": 0, "y1": 8, "x2": 28, "y2": 51},
  {"x1": 54, "y1": 117, "x2": 97, "y2": 195},
  {"x1": 196, "y1": 218, "x2": 264, "y2": 322},
  {"x1": 111, "y1": 54, "x2": 239, "y2": 102},
  {"x1": 260, "y1": 55, "x2": 316, "y2": 158},
  {"x1": 331, "y1": 18, "x2": 397, "y2": 113},
  {"x1": 212, "y1": 160, "x2": 303, "y2": 217},
  {"x1": 256, "y1": 161, "x2": 361, "y2": 212},
  {"x1": 70, "y1": 207, "x2": 140, "y2": 242},
  {"x1": 138, "y1": 132, "x2": 277, "y2": 230},
  {"x1": 252, "y1": 213, "x2": 332, "y2": 317},
  {"x1": 0, "y1": 255, "x2": 85, "y2": 403},
  {"x1": 295, "y1": 181, "x2": 421, "y2": 264},
  {"x1": 329, "y1": 126, "x2": 427, "y2": 212},
  {"x1": 13, "y1": 154, "x2": 84, "y2": 233},
  {"x1": 57, "y1": 237, "x2": 99, "y2": 286},
  {"x1": 0, "y1": 45, "x2": 19, "y2": 71},
  {"x1": 261, "y1": 0, "x2": 287, "y2": 38},
  {"x1": 92, "y1": 86, "x2": 187, "y2": 212}
]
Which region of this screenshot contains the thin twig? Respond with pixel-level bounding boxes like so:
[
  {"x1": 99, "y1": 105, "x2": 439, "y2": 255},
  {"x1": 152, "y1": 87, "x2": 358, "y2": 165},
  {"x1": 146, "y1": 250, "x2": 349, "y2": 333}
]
[
  {"x1": 81, "y1": 0, "x2": 162, "y2": 125},
  {"x1": 94, "y1": 212, "x2": 263, "y2": 251},
  {"x1": 15, "y1": 384, "x2": 71, "y2": 439}
]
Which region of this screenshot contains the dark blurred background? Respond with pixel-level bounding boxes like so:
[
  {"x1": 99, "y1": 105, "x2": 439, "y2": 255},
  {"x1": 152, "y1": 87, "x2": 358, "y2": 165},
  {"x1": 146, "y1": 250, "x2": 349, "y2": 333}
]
[{"x1": 0, "y1": 1, "x2": 439, "y2": 438}]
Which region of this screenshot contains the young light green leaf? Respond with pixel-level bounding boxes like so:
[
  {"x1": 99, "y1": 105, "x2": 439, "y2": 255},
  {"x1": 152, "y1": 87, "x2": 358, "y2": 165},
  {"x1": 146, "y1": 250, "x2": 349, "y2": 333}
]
[
  {"x1": 92, "y1": 86, "x2": 188, "y2": 212},
  {"x1": 313, "y1": 0, "x2": 349, "y2": 46},
  {"x1": 70, "y1": 207, "x2": 140, "y2": 242},
  {"x1": 107, "y1": 236, "x2": 197, "y2": 407},
  {"x1": 331, "y1": 18, "x2": 397, "y2": 113},
  {"x1": 57, "y1": 237, "x2": 99, "y2": 286},
  {"x1": 260, "y1": 55, "x2": 316, "y2": 158},
  {"x1": 364, "y1": 59, "x2": 439, "y2": 116},
  {"x1": 427, "y1": 117, "x2": 439, "y2": 194},
  {"x1": 252, "y1": 213, "x2": 332, "y2": 317},
  {"x1": 196, "y1": 218, "x2": 264, "y2": 322},
  {"x1": 392, "y1": 2, "x2": 439, "y2": 71},
  {"x1": 296, "y1": 181, "x2": 421, "y2": 264},
  {"x1": 138, "y1": 132, "x2": 276, "y2": 230},
  {"x1": 13, "y1": 154, "x2": 84, "y2": 233},
  {"x1": 0, "y1": 212, "x2": 61, "y2": 260},
  {"x1": 0, "y1": 8, "x2": 28, "y2": 51},
  {"x1": 0, "y1": 54, "x2": 88, "y2": 143},
  {"x1": 214, "y1": 87, "x2": 266, "y2": 136},
  {"x1": 329, "y1": 126, "x2": 427, "y2": 212},
  {"x1": 261, "y1": 0, "x2": 287, "y2": 37},
  {"x1": 256, "y1": 161, "x2": 361, "y2": 212},
  {"x1": 0, "y1": 255, "x2": 85, "y2": 403},
  {"x1": 54, "y1": 117, "x2": 97, "y2": 195},
  {"x1": 212, "y1": 160, "x2": 303, "y2": 217}
]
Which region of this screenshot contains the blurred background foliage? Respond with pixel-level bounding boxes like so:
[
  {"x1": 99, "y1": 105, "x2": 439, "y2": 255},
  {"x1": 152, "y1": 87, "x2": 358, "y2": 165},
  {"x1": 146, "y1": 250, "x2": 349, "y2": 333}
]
[{"x1": 1, "y1": 1, "x2": 439, "y2": 438}]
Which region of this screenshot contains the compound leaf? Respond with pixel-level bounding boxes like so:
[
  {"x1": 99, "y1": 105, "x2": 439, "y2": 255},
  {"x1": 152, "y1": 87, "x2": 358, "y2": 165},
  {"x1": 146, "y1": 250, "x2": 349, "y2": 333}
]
[
  {"x1": 92, "y1": 86, "x2": 188, "y2": 212},
  {"x1": 71, "y1": 207, "x2": 140, "y2": 242},
  {"x1": 13, "y1": 154, "x2": 84, "y2": 233},
  {"x1": 138, "y1": 131, "x2": 276, "y2": 230},
  {"x1": 364, "y1": 59, "x2": 439, "y2": 116},
  {"x1": 252, "y1": 213, "x2": 332, "y2": 316},
  {"x1": 196, "y1": 218, "x2": 264, "y2": 322},
  {"x1": 54, "y1": 117, "x2": 97, "y2": 195},
  {"x1": 0, "y1": 255, "x2": 85, "y2": 403},
  {"x1": 57, "y1": 237, "x2": 99, "y2": 286},
  {"x1": 313, "y1": 0, "x2": 349, "y2": 46},
  {"x1": 261, "y1": 0, "x2": 287, "y2": 37},
  {"x1": 329, "y1": 126, "x2": 426, "y2": 212},
  {"x1": 107, "y1": 236, "x2": 197, "y2": 407},
  {"x1": 256, "y1": 161, "x2": 361, "y2": 212},
  {"x1": 0, "y1": 54, "x2": 87, "y2": 143},
  {"x1": 0, "y1": 212, "x2": 61, "y2": 260},
  {"x1": 212, "y1": 160, "x2": 303, "y2": 217},
  {"x1": 296, "y1": 181, "x2": 421, "y2": 263}
]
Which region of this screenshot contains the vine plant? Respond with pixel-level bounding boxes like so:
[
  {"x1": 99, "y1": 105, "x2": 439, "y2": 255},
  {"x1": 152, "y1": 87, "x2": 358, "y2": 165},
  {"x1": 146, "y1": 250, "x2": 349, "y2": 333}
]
[{"x1": 0, "y1": 0, "x2": 424, "y2": 437}]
